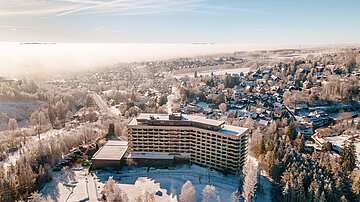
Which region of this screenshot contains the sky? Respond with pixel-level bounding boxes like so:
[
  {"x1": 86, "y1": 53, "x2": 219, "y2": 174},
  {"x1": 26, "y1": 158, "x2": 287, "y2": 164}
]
[{"x1": 0, "y1": 0, "x2": 360, "y2": 44}]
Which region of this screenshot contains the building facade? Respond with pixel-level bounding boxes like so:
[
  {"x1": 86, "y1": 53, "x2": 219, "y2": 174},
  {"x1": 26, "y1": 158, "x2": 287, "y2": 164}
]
[{"x1": 127, "y1": 113, "x2": 248, "y2": 174}]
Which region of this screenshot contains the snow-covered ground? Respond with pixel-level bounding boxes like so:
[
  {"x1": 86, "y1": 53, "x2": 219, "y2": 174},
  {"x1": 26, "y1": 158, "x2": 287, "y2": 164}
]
[
  {"x1": 0, "y1": 101, "x2": 39, "y2": 128},
  {"x1": 41, "y1": 167, "x2": 97, "y2": 202},
  {"x1": 41, "y1": 166, "x2": 178, "y2": 201},
  {"x1": 109, "y1": 106, "x2": 121, "y2": 116},
  {"x1": 173, "y1": 67, "x2": 250, "y2": 79},
  {"x1": 196, "y1": 102, "x2": 212, "y2": 112},
  {"x1": 1, "y1": 124, "x2": 90, "y2": 169},
  {"x1": 41, "y1": 162, "x2": 273, "y2": 202},
  {"x1": 326, "y1": 134, "x2": 360, "y2": 167},
  {"x1": 41, "y1": 165, "x2": 241, "y2": 201},
  {"x1": 102, "y1": 90, "x2": 127, "y2": 96}
]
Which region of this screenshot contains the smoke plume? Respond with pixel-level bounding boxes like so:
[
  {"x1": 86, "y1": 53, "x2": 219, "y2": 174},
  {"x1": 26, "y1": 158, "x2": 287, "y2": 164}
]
[{"x1": 167, "y1": 86, "x2": 181, "y2": 114}]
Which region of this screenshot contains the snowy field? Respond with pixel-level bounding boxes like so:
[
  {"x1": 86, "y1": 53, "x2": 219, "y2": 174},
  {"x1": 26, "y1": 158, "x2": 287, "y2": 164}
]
[
  {"x1": 326, "y1": 134, "x2": 360, "y2": 167},
  {"x1": 173, "y1": 67, "x2": 250, "y2": 79}
]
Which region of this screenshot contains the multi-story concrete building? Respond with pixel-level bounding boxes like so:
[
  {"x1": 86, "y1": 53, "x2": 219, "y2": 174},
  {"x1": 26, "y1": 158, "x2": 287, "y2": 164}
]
[{"x1": 127, "y1": 113, "x2": 248, "y2": 174}]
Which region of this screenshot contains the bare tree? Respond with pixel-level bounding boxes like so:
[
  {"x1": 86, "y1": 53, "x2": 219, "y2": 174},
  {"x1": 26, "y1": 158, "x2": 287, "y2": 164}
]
[
  {"x1": 30, "y1": 111, "x2": 47, "y2": 139},
  {"x1": 48, "y1": 105, "x2": 56, "y2": 127},
  {"x1": 8, "y1": 118, "x2": 18, "y2": 132}
]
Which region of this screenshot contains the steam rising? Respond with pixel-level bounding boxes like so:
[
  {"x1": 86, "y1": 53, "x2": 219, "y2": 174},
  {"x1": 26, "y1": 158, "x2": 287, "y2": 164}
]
[{"x1": 167, "y1": 86, "x2": 181, "y2": 114}]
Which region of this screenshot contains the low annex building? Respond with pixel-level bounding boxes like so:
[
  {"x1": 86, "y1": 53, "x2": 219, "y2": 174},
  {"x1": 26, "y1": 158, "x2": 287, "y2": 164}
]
[
  {"x1": 92, "y1": 138, "x2": 128, "y2": 170},
  {"x1": 127, "y1": 113, "x2": 248, "y2": 174}
]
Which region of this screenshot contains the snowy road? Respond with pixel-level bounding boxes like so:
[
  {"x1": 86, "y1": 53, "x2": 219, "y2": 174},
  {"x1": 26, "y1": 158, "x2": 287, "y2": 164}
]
[{"x1": 91, "y1": 93, "x2": 120, "y2": 117}]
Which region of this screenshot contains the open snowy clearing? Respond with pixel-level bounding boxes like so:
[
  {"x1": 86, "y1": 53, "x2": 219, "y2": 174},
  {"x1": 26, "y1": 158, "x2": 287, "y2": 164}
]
[
  {"x1": 326, "y1": 134, "x2": 360, "y2": 167},
  {"x1": 41, "y1": 163, "x2": 273, "y2": 202},
  {"x1": 0, "y1": 101, "x2": 39, "y2": 128},
  {"x1": 41, "y1": 165, "x2": 240, "y2": 201}
]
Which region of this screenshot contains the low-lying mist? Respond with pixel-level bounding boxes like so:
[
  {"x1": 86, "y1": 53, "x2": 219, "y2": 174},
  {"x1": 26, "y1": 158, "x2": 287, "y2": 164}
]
[{"x1": 0, "y1": 43, "x2": 321, "y2": 79}]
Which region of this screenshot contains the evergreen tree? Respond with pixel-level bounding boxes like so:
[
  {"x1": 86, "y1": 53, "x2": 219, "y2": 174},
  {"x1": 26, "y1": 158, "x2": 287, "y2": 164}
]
[
  {"x1": 258, "y1": 137, "x2": 266, "y2": 156},
  {"x1": 339, "y1": 138, "x2": 356, "y2": 173},
  {"x1": 319, "y1": 191, "x2": 326, "y2": 202},
  {"x1": 107, "y1": 123, "x2": 115, "y2": 137},
  {"x1": 297, "y1": 134, "x2": 304, "y2": 153},
  {"x1": 286, "y1": 123, "x2": 297, "y2": 142}
]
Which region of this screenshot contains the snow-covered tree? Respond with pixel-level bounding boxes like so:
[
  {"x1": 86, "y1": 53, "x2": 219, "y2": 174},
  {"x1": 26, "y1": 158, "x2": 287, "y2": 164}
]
[
  {"x1": 242, "y1": 158, "x2": 258, "y2": 202},
  {"x1": 48, "y1": 105, "x2": 56, "y2": 127},
  {"x1": 28, "y1": 191, "x2": 44, "y2": 202},
  {"x1": 56, "y1": 101, "x2": 65, "y2": 124},
  {"x1": 135, "y1": 191, "x2": 155, "y2": 202},
  {"x1": 101, "y1": 176, "x2": 128, "y2": 202},
  {"x1": 202, "y1": 185, "x2": 219, "y2": 202},
  {"x1": 179, "y1": 180, "x2": 196, "y2": 202},
  {"x1": 30, "y1": 110, "x2": 47, "y2": 139},
  {"x1": 231, "y1": 190, "x2": 240, "y2": 202},
  {"x1": 219, "y1": 103, "x2": 227, "y2": 114},
  {"x1": 8, "y1": 118, "x2": 18, "y2": 132},
  {"x1": 65, "y1": 110, "x2": 73, "y2": 122}
]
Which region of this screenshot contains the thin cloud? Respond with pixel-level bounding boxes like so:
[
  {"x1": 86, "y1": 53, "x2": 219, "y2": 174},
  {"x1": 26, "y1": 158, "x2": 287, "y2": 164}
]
[
  {"x1": 203, "y1": 5, "x2": 267, "y2": 14},
  {"x1": 0, "y1": 25, "x2": 34, "y2": 31},
  {"x1": 93, "y1": 26, "x2": 125, "y2": 33},
  {"x1": 0, "y1": 0, "x2": 205, "y2": 17},
  {"x1": 0, "y1": 25, "x2": 33, "y2": 29}
]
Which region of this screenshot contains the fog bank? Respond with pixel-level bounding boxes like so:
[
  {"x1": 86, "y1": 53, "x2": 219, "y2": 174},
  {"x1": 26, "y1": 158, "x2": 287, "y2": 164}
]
[{"x1": 0, "y1": 43, "x2": 324, "y2": 78}]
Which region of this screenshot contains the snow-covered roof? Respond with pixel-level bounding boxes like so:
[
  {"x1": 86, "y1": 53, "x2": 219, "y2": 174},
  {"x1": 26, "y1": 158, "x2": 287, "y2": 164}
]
[
  {"x1": 311, "y1": 133, "x2": 328, "y2": 145},
  {"x1": 124, "y1": 153, "x2": 175, "y2": 159},
  {"x1": 92, "y1": 138, "x2": 128, "y2": 161},
  {"x1": 130, "y1": 113, "x2": 248, "y2": 136}
]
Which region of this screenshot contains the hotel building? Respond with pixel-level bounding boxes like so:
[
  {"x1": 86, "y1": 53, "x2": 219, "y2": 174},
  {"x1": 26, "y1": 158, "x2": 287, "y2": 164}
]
[{"x1": 127, "y1": 113, "x2": 248, "y2": 174}]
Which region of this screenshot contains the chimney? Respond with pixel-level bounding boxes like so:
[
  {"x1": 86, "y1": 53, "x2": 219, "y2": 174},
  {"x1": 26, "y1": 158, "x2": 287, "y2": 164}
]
[{"x1": 169, "y1": 112, "x2": 182, "y2": 120}]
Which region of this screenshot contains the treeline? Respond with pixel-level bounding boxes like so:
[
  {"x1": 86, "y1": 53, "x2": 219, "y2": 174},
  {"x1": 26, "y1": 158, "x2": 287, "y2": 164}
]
[
  {"x1": 0, "y1": 124, "x2": 101, "y2": 201},
  {"x1": 246, "y1": 119, "x2": 360, "y2": 202},
  {"x1": 0, "y1": 78, "x2": 87, "y2": 131},
  {"x1": 0, "y1": 99, "x2": 74, "y2": 162}
]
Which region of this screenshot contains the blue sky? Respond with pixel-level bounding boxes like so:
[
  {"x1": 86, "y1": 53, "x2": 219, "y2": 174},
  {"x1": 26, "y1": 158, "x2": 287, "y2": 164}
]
[{"x1": 0, "y1": 0, "x2": 359, "y2": 44}]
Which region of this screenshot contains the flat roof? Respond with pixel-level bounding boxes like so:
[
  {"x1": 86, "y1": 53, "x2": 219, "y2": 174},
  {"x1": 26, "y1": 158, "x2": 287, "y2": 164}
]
[
  {"x1": 92, "y1": 138, "x2": 128, "y2": 161},
  {"x1": 134, "y1": 113, "x2": 224, "y2": 127},
  {"x1": 185, "y1": 115, "x2": 224, "y2": 127},
  {"x1": 220, "y1": 125, "x2": 248, "y2": 136},
  {"x1": 129, "y1": 113, "x2": 248, "y2": 136},
  {"x1": 124, "y1": 153, "x2": 175, "y2": 159}
]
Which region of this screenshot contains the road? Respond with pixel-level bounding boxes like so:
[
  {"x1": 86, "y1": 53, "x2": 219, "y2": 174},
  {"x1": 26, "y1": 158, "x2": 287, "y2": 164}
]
[{"x1": 90, "y1": 93, "x2": 119, "y2": 117}]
